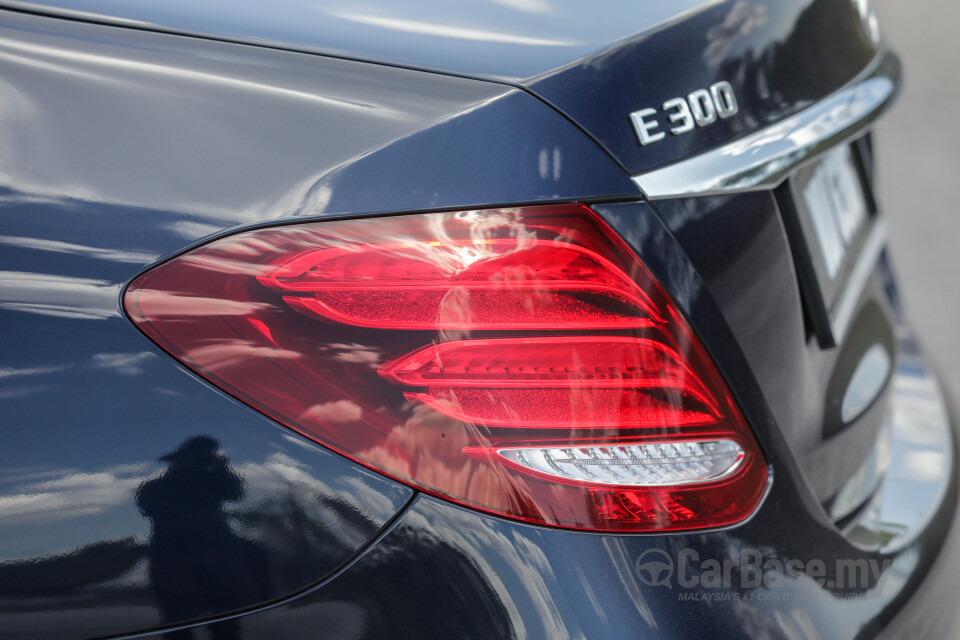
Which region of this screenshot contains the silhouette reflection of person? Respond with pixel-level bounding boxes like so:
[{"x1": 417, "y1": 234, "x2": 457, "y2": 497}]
[{"x1": 137, "y1": 436, "x2": 267, "y2": 639}]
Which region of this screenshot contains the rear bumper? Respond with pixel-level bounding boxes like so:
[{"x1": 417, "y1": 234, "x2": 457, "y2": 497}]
[{"x1": 874, "y1": 340, "x2": 960, "y2": 638}]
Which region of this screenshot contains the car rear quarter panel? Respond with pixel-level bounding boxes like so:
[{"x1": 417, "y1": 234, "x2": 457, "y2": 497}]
[{"x1": 0, "y1": 10, "x2": 634, "y2": 639}]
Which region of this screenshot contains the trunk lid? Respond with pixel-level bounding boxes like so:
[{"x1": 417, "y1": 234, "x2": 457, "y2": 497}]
[{"x1": 0, "y1": 0, "x2": 748, "y2": 81}]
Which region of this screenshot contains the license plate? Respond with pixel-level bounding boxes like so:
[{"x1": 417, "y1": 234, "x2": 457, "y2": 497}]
[
  {"x1": 800, "y1": 145, "x2": 869, "y2": 283},
  {"x1": 785, "y1": 141, "x2": 879, "y2": 346}
]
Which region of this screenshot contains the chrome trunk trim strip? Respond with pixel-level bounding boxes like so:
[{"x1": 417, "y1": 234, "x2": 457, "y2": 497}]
[{"x1": 632, "y1": 50, "x2": 901, "y2": 200}]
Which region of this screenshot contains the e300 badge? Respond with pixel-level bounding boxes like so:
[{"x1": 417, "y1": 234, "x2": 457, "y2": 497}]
[{"x1": 629, "y1": 82, "x2": 738, "y2": 146}]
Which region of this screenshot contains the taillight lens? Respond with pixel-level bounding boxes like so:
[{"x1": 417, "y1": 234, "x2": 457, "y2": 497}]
[{"x1": 125, "y1": 205, "x2": 767, "y2": 531}]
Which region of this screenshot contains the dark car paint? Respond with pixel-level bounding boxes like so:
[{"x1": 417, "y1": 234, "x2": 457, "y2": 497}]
[
  {"x1": 0, "y1": 1, "x2": 955, "y2": 639},
  {"x1": 154, "y1": 473, "x2": 958, "y2": 640},
  {"x1": 0, "y1": 354, "x2": 413, "y2": 639},
  {"x1": 0, "y1": 0, "x2": 816, "y2": 83},
  {"x1": 526, "y1": 0, "x2": 876, "y2": 175},
  {"x1": 0, "y1": 11, "x2": 636, "y2": 233}
]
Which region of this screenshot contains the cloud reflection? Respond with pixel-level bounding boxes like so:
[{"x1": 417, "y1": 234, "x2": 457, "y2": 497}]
[
  {"x1": 329, "y1": 11, "x2": 579, "y2": 46},
  {"x1": 128, "y1": 291, "x2": 271, "y2": 317},
  {"x1": 0, "y1": 271, "x2": 120, "y2": 320},
  {"x1": 0, "y1": 235, "x2": 157, "y2": 264},
  {"x1": 302, "y1": 399, "x2": 363, "y2": 423},
  {"x1": 327, "y1": 343, "x2": 383, "y2": 367},
  {"x1": 702, "y1": 1, "x2": 769, "y2": 67},
  {"x1": 0, "y1": 365, "x2": 68, "y2": 380},
  {"x1": 0, "y1": 463, "x2": 158, "y2": 526},
  {"x1": 187, "y1": 339, "x2": 302, "y2": 369},
  {"x1": 489, "y1": 0, "x2": 553, "y2": 14},
  {"x1": 93, "y1": 352, "x2": 154, "y2": 376},
  {"x1": 0, "y1": 447, "x2": 400, "y2": 546}
]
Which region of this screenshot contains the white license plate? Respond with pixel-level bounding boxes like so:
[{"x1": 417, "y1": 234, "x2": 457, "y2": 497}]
[
  {"x1": 787, "y1": 141, "x2": 882, "y2": 346},
  {"x1": 800, "y1": 145, "x2": 869, "y2": 282}
]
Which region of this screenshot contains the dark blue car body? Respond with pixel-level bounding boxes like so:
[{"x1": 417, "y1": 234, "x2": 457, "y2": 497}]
[{"x1": 1, "y1": 0, "x2": 957, "y2": 638}]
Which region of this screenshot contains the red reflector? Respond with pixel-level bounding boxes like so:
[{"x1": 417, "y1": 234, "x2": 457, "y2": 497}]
[
  {"x1": 257, "y1": 239, "x2": 660, "y2": 329},
  {"x1": 406, "y1": 387, "x2": 717, "y2": 429},
  {"x1": 125, "y1": 204, "x2": 767, "y2": 532},
  {"x1": 380, "y1": 337, "x2": 719, "y2": 427}
]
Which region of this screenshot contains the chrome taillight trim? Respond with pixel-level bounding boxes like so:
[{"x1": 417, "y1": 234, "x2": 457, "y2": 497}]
[{"x1": 632, "y1": 49, "x2": 901, "y2": 200}]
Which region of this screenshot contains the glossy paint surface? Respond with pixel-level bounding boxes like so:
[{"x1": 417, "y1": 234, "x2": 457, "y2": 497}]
[
  {"x1": 0, "y1": 0, "x2": 743, "y2": 81},
  {"x1": 177, "y1": 467, "x2": 955, "y2": 640},
  {"x1": 0, "y1": 11, "x2": 635, "y2": 242},
  {"x1": 527, "y1": 0, "x2": 877, "y2": 174},
  {"x1": 0, "y1": 310, "x2": 413, "y2": 640}
]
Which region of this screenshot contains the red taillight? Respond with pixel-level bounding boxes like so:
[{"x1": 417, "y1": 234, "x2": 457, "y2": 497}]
[
  {"x1": 380, "y1": 337, "x2": 720, "y2": 428},
  {"x1": 125, "y1": 205, "x2": 767, "y2": 531},
  {"x1": 256, "y1": 239, "x2": 660, "y2": 330}
]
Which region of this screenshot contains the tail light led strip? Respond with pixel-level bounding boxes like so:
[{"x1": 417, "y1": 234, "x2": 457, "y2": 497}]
[{"x1": 125, "y1": 205, "x2": 767, "y2": 531}]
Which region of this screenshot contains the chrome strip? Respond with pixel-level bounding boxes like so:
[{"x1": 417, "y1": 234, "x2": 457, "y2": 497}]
[
  {"x1": 830, "y1": 217, "x2": 887, "y2": 342},
  {"x1": 632, "y1": 50, "x2": 901, "y2": 200}
]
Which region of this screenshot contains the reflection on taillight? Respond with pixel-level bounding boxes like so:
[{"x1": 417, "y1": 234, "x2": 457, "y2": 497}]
[{"x1": 125, "y1": 204, "x2": 767, "y2": 531}]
